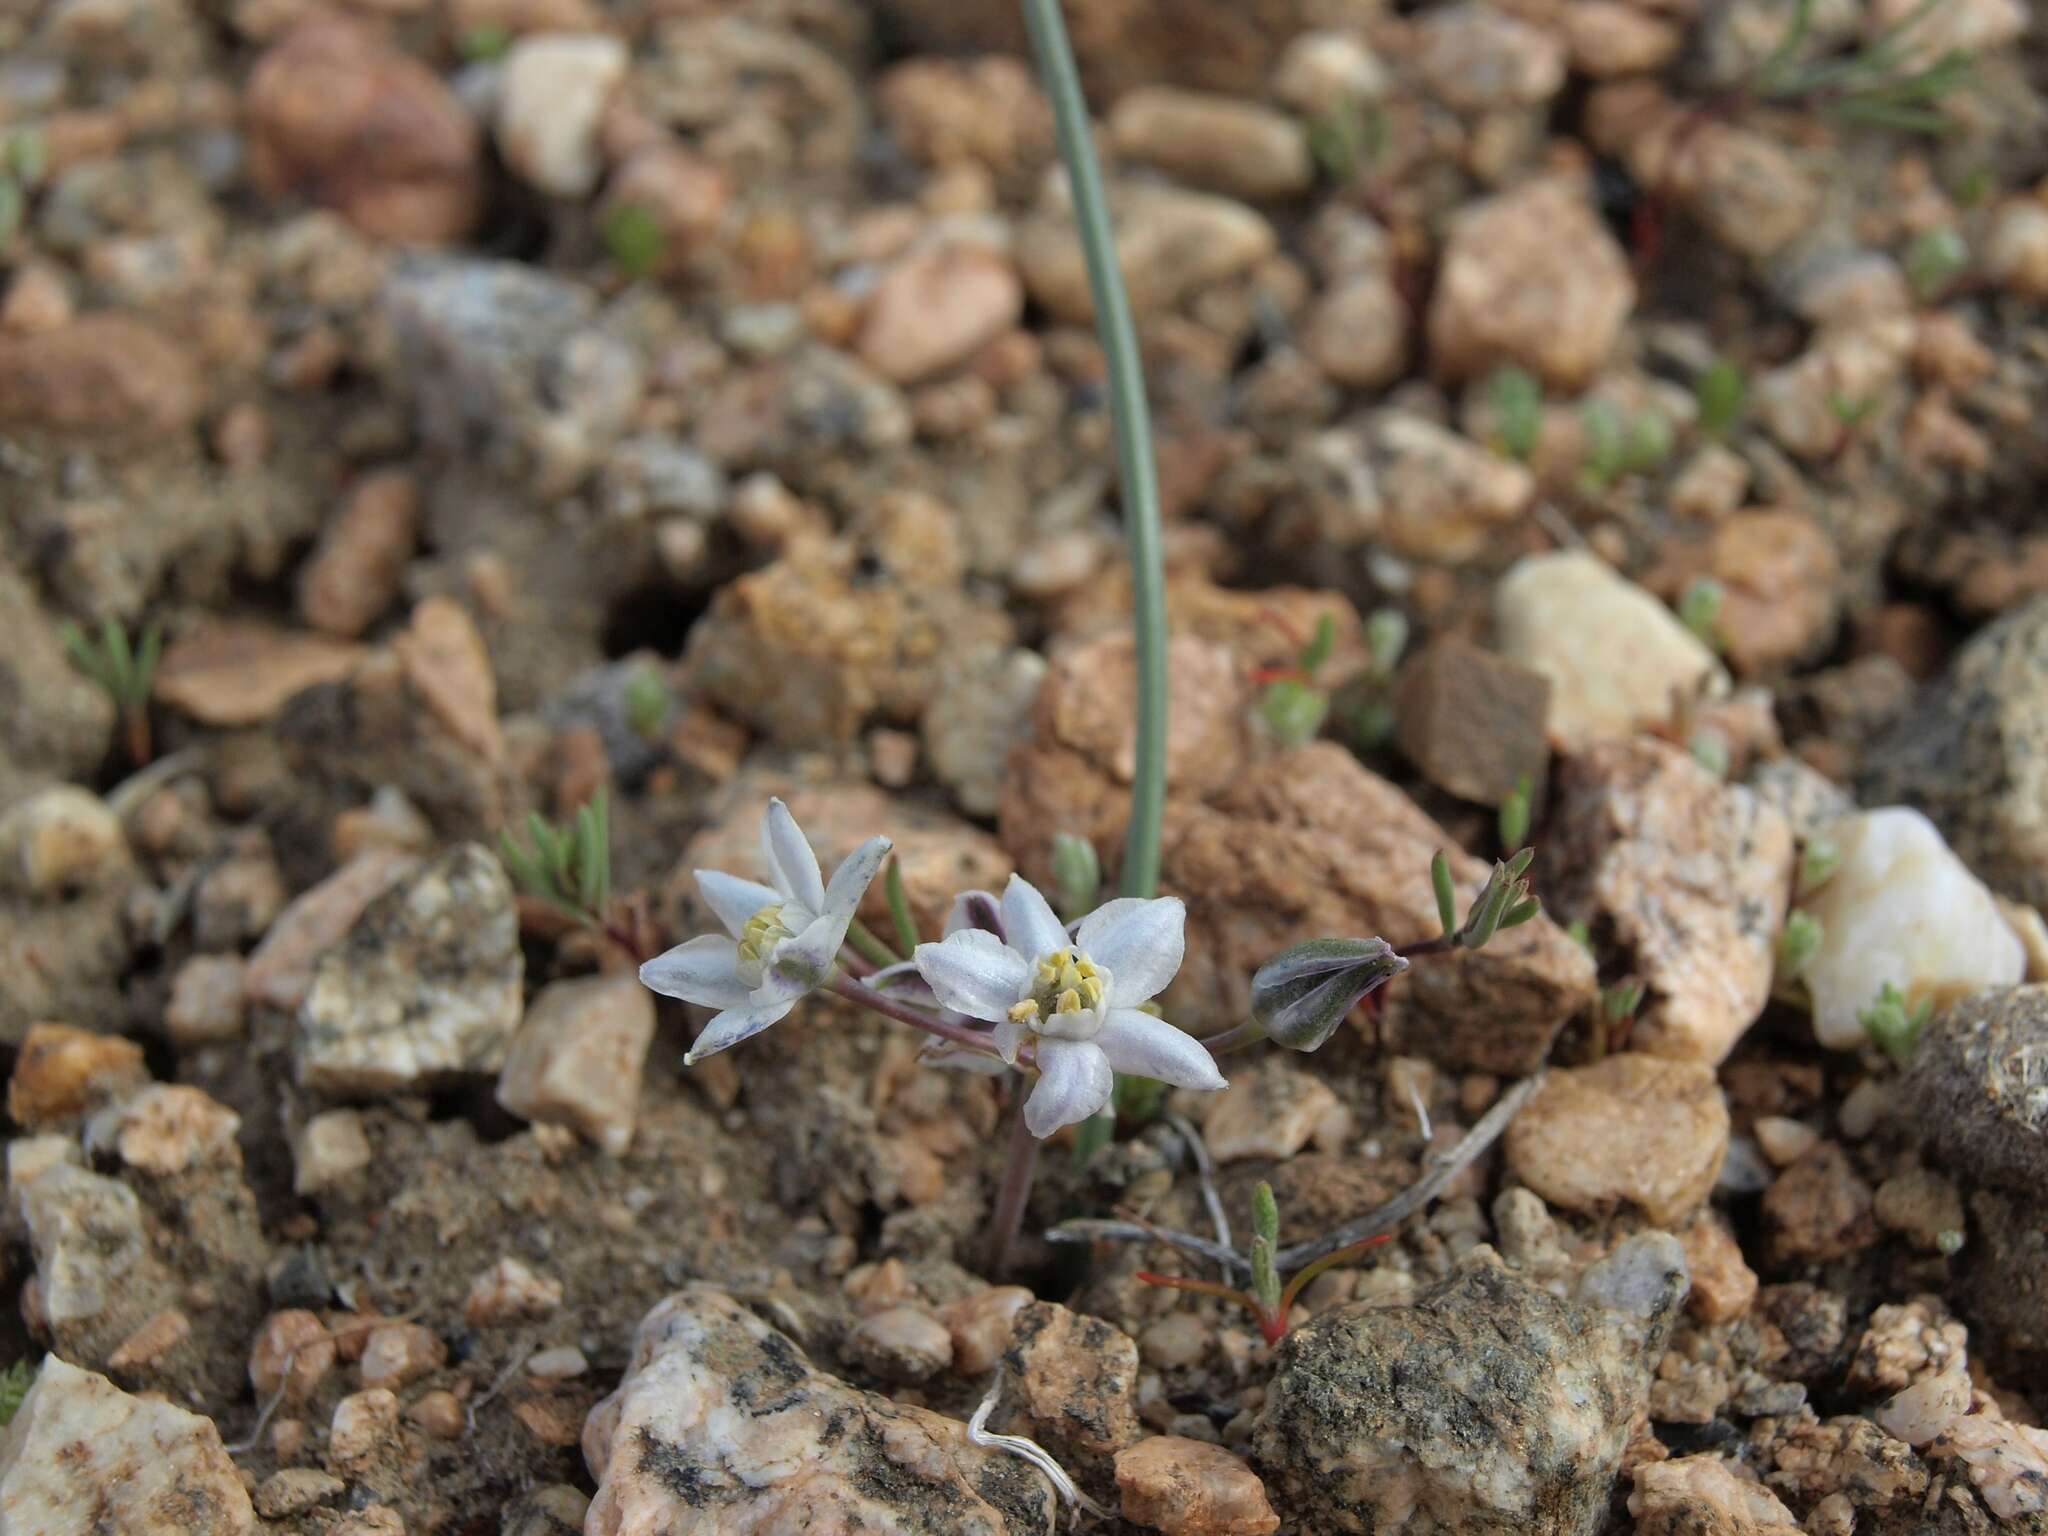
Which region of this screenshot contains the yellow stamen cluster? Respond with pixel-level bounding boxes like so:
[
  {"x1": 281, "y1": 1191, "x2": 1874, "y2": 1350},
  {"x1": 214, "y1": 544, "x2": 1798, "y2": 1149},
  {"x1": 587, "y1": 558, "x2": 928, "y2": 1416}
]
[
  {"x1": 1008, "y1": 948, "x2": 1105, "y2": 1026},
  {"x1": 738, "y1": 904, "x2": 796, "y2": 966}
]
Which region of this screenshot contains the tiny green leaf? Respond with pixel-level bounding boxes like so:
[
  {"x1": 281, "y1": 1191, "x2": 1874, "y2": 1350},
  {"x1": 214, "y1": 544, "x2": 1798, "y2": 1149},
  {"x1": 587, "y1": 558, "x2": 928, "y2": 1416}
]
[
  {"x1": 1905, "y1": 226, "x2": 1968, "y2": 300},
  {"x1": 458, "y1": 21, "x2": 512, "y2": 58},
  {"x1": 1489, "y1": 365, "x2": 1543, "y2": 463},
  {"x1": 1365, "y1": 608, "x2": 1409, "y2": 678},
  {"x1": 1778, "y1": 910, "x2": 1823, "y2": 976},
  {"x1": 1298, "y1": 612, "x2": 1336, "y2": 676},
  {"x1": 1623, "y1": 411, "x2": 1675, "y2": 474},
  {"x1": 0, "y1": 1358, "x2": 34, "y2": 1426},
  {"x1": 623, "y1": 669, "x2": 669, "y2": 740},
  {"x1": 601, "y1": 201, "x2": 665, "y2": 279},
  {"x1": 1798, "y1": 838, "x2": 1841, "y2": 897},
  {"x1": 1498, "y1": 774, "x2": 1532, "y2": 851},
  {"x1": 1677, "y1": 577, "x2": 1724, "y2": 651},
  {"x1": 1580, "y1": 399, "x2": 1627, "y2": 489},
  {"x1": 1696, "y1": 359, "x2": 1747, "y2": 439},
  {"x1": 1261, "y1": 678, "x2": 1329, "y2": 747},
  {"x1": 1431, "y1": 852, "x2": 1457, "y2": 937}
]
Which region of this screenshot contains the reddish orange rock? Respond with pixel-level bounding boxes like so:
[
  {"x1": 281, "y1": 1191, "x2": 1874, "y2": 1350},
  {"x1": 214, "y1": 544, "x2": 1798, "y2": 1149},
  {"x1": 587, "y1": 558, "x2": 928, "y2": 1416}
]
[
  {"x1": 1115, "y1": 1436, "x2": 1280, "y2": 1536},
  {"x1": 246, "y1": 18, "x2": 481, "y2": 245},
  {"x1": 0, "y1": 315, "x2": 203, "y2": 439}
]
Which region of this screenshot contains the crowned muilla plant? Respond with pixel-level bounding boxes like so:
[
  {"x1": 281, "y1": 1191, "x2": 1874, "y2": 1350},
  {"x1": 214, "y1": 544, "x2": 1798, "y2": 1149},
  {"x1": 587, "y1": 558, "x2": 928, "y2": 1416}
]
[
  {"x1": 1137, "y1": 1182, "x2": 1391, "y2": 1344},
  {"x1": 634, "y1": 0, "x2": 1556, "y2": 1276}
]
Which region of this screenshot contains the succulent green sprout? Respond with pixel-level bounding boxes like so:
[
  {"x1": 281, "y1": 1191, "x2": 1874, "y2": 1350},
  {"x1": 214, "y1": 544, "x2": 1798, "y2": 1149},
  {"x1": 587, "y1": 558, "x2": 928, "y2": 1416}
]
[
  {"x1": 1623, "y1": 411, "x2": 1675, "y2": 475},
  {"x1": 1580, "y1": 400, "x2": 1628, "y2": 489},
  {"x1": 623, "y1": 668, "x2": 669, "y2": 740},
  {"x1": 602, "y1": 202, "x2": 665, "y2": 280},
  {"x1": 1935, "y1": 1227, "x2": 1964, "y2": 1256},
  {"x1": 1695, "y1": 359, "x2": 1747, "y2": 439},
  {"x1": 1677, "y1": 577, "x2": 1724, "y2": 651},
  {"x1": 1860, "y1": 980, "x2": 1935, "y2": 1068},
  {"x1": 1249, "y1": 1182, "x2": 1282, "y2": 1314},
  {"x1": 1755, "y1": 0, "x2": 1977, "y2": 136},
  {"x1": 3, "y1": 127, "x2": 45, "y2": 185},
  {"x1": 1365, "y1": 608, "x2": 1409, "y2": 679},
  {"x1": 1050, "y1": 832, "x2": 1102, "y2": 922},
  {"x1": 59, "y1": 617, "x2": 163, "y2": 764},
  {"x1": 1135, "y1": 1181, "x2": 1392, "y2": 1343},
  {"x1": 1431, "y1": 848, "x2": 1541, "y2": 951},
  {"x1": 1905, "y1": 227, "x2": 1968, "y2": 301},
  {"x1": 1603, "y1": 979, "x2": 1646, "y2": 1025},
  {"x1": 1262, "y1": 678, "x2": 1329, "y2": 747},
  {"x1": 1798, "y1": 838, "x2": 1841, "y2": 897},
  {"x1": 1305, "y1": 97, "x2": 1385, "y2": 183},
  {"x1": 1829, "y1": 391, "x2": 1878, "y2": 428},
  {"x1": 458, "y1": 21, "x2": 512, "y2": 58},
  {"x1": 1689, "y1": 733, "x2": 1731, "y2": 779},
  {"x1": 499, "y1": 789, "x2": 614, "y2": 929},
  {"x1": 0, "y1": 1358, "x2": 32, "y2": 1426},
  {"x1": 0, "y1": 178, "x2": 22, "y2": 248},
  {"x1": 1298, "y1": 613, "x2": 1337, "y2": 675},
  {"x1": 1498, "y1": 774, "x2": 1533, "y2": 851},
  {"x1": 1489, "y1": 366, "x2": 1544, "y2": 463},
  {"x1": 1778, "y1": 910, "x2": 1823, "y2": 977}
]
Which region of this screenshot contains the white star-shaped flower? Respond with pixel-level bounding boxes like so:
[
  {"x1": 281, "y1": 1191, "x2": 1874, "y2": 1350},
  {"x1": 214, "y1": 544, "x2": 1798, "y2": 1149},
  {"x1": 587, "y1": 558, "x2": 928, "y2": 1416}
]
[
  {"x1": 640, "y1": 799, "x2": 890, "y2": 1064},
  {"x1": 913, "y1": 873, "x2": 1225, "y2": 1136}
]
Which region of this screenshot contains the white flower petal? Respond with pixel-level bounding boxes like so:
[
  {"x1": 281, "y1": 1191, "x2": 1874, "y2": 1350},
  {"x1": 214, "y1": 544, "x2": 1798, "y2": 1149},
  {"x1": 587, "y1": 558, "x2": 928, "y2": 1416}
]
[
  {"x1": 696, "y1": 869, "x2": 782, "y2": 939},
  {"x1": 820, "y1": 835, "x2": 892, "y2": 943},
  {"x1": 684, "y1": 995, "x2": 799, "y2": 1063},
  {"x1": 1001, "y1": 874, "x2": 1069, "y2": 963},
  {"x1": 1025, "y1": 1039, "x2": 1115, "y2": 1137},
  {"x1": 1079, "y1": 896, "x2": 1186, "y2": 1006},
  {"x1": 640, "y1": 934, "x2": 754, "y2": 1009},
  {"x1": 914, "y1": 930, "x2": 1031, "y2": 1024},
  {"x1": 760, "y1": 798, "x2": 826, "y2": 913},
  {"x1": 1096, "y1": 1007, "x2": 1226, "y2": 1091},
  {"x1": 993, "y1": 1015, "x2": 1028, "y2": 1064}
]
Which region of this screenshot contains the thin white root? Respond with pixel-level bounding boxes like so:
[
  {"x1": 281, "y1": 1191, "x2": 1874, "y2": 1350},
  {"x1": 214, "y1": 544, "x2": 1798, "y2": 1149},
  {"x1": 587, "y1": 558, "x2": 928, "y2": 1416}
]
[{"x1": 968, "y1": 1370, "x2": 1109, "y2": 1526}]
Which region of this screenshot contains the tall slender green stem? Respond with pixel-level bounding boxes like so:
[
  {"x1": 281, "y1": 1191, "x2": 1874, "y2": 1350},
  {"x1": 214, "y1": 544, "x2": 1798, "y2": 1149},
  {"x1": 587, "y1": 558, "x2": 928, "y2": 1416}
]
[{"x1": 1022, "y1": 0, "x2": 1168, "y2": 901}]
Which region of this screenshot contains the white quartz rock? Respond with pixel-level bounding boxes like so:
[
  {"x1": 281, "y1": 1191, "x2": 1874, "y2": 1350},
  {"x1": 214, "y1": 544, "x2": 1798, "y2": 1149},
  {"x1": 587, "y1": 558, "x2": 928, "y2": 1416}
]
[
  {"x1": 1800, "y1": 807, "x2": 2024, "y2": 1048},
  {"x1": 0, "y1": 1355, "x2": 255, "y2": 1535},
  {"x1": 1494, "y1": 551, "x2": 1727, "y2": 747}
]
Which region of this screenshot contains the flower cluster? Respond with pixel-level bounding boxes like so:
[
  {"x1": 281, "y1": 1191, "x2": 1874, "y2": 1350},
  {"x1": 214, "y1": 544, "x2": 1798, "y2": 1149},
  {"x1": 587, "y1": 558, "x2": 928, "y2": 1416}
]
[{"x1": 639, "y1": 801, "x2": 1222, "y2": 1135}]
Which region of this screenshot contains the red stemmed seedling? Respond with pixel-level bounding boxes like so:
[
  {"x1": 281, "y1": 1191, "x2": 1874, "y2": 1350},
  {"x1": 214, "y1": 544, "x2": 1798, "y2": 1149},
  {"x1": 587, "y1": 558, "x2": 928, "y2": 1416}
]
[{"x1": 1136, "y1": 1181, "x2": 1392, "y2": 1345}]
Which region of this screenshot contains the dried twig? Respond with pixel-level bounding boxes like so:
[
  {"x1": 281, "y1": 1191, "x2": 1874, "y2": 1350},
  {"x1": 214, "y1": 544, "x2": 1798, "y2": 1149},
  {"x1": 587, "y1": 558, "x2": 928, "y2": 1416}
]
[
  {"x1": 1163, "y1": 1111, "x2": 1231, "y2": 1257},
  {"x1": 1045, "y1": 1074, "x2": 1545, "y2": 1278},
  {"x1": 1274, "y1": 1073, "x2": 1542, "y2": 1270},
  {"x1": 226, "y1": 1311, "x2": 417, "y2": 1455}
]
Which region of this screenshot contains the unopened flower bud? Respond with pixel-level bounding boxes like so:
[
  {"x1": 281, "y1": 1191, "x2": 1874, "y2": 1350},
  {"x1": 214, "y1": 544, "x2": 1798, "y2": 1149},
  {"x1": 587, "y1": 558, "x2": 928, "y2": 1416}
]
[
  {"x1": 1050, "y1": 833, "x2": 1101, "y2": 921},
  {"x1": 1250, "y1": 936, "x2": 1408, "y2": 1052}
]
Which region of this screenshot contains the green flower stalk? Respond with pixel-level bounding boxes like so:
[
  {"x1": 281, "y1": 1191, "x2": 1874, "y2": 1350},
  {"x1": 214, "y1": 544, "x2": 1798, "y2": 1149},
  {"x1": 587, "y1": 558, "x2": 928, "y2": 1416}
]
[{"x1": 1022, "y1": 0, "x2": 1167, "y2": 902}]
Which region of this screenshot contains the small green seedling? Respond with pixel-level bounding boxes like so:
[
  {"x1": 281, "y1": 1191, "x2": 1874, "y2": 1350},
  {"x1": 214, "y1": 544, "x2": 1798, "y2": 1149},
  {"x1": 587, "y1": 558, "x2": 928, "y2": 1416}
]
[
  {"x1": 1432, "y1": 846, "x2": 1541, "y2": 951},
  {"x1": 1339, "y1": 608, "x2": 1409, "y2": 754},
  {"x1": 1778, "y1": 910, "x2": 1823, "y2": 976},
  {"x1": 1498, "y1": 774, "x2": 1533, "y2": 851},
  {"x1": 1689, "y1": 732, "x2": 1730, "y2": 779},
  {"x1": 1797, "y1": 838, "x2": 1841, "y2": 897},
  {"x1": 1258, "y1": 612, "x2": 1338, "y2": 748},
  {"x1": 1860, "y1": 980, "x2": 1934, "y2": 1067},
  {"x1": 1137, "y1": 1181, "x2": 1391, "y2": 1343},
  {"x1": 1305, "y1": 97, "x2": 1387, "y2": 183},
  {"x1": 1905, "y1": 227, "x2": 1968, "y2": 301},
  {"x1": 457, "y1": 21, "x2": 512, "y2": 59},
  {"x1": 60, "y1": 617, "x2": 162, "y2": 765},
  {"x1": 1677, "y1": 577, "x2": 1724, "y2": 651},
  {"x1": 601, "y1": 202, "x2": 665, "y2": 280},
  {"x1": 623, "y1": 668, "x2": 670, "y2": 740},
  {"x1": 1589, "y1": 977, "x2": 1646, "y2": 1061},
  {"x1": 1580, "y1": 400, "x2": 1629, "y2": 490},
  {"x1": 1695, "y1": 359, "x2": 1747, "y2": 439},
  {"x1": 499, "y1": 790, "x2": 614, "y2": 930},
  {"x1": 1624, "y1": 410, "x2": 1675, "y2": 475},
  {"x1": 1489, "y1": 366, "x2": 1544, "y2": 463}
]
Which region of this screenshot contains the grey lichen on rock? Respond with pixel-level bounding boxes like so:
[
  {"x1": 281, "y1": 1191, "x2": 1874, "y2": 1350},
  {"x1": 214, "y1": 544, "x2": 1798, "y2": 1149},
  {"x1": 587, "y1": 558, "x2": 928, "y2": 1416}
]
[
  {"x1": 1252, "y1": 1241, "x2": 1687, "y2": 1535},
  {"x1": 584, "y1": 1286, "x2": 1055, "y2": 1535}
]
